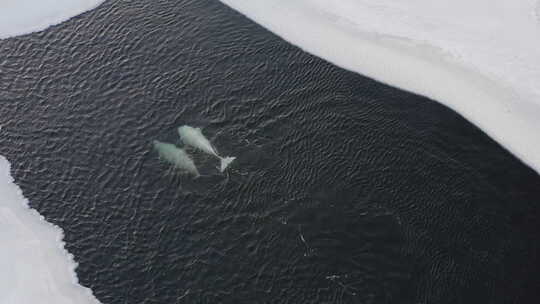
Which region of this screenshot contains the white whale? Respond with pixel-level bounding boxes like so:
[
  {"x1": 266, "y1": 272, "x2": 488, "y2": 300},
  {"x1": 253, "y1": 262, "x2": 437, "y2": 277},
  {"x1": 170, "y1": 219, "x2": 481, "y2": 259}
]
[
  {"x1": 177, "y1": 125, "x2": 236, "y2": 172},
  {"x1": 153, "y1": 140, "x2": 200, "y2": 177}
]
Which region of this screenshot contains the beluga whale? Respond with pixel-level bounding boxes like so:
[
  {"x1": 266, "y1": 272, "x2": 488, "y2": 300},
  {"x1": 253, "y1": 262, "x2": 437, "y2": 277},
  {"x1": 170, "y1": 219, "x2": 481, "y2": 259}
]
[
  {"x1": 153, "y1": 140, "x2": 200, "y2": 177},
  {"x1": 177, "y1": 125, "x2": 236, "y2": 172}
]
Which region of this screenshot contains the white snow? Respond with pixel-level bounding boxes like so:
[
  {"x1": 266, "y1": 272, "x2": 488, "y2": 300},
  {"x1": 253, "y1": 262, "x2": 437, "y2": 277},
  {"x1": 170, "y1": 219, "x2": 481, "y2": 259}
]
[
  {"x1": 0, "y1": 0, "x2": 105, "y2": 39},
  {"x1": 220, "y1": 0, "x2": 540, "y2": 174},
  {"x1": 0, "y1": 156, "x2": 102, "y2": 304},
  {"x1": 536, "y1": 1, "x2": 540, "y2": 23}
]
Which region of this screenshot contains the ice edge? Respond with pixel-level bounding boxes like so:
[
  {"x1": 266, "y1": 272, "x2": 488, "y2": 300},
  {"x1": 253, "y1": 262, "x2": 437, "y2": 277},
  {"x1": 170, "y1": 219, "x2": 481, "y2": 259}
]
[{"x1": 219, "y1": 0, "x2": 540, "y2": 174}]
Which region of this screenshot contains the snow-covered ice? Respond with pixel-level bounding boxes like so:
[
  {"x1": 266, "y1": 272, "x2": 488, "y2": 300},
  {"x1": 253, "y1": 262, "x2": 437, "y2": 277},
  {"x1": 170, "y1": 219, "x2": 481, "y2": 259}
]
[
  {"x1": 536, "y1": 0, "x2": 540, "y2": 23},
  {"x1": 0, "y1": 156, "x2": 102, "y2": 304},
  {"x1": 220, "y1": 0, "x2": 540, "y2": 174},
  {"x1": 0, "y1": 0, "x2": 105, "y2": 39}
]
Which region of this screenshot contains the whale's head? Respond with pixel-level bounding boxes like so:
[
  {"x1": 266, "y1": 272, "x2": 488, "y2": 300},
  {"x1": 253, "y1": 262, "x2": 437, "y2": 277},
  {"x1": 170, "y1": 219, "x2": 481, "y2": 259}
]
[
  {"x1": 178, "y1": 125, "x2": 202, "y2": 137},
  {"x1": 177, "y1": 125, "x2": 189, "y2": 135}
]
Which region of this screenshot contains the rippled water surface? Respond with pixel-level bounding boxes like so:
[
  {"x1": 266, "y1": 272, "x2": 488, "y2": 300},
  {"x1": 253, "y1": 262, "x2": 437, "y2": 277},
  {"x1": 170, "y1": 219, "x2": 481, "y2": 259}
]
[{"x1": 1, "y1": 0, "x2": 539, "y2": 303}]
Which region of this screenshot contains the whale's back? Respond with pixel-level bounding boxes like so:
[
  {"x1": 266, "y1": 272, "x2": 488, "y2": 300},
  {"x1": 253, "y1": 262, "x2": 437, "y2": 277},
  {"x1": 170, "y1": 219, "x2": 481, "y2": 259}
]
[
  {"x1": 153, "y1": 140, "x2": 200, "y2": 176},
  {"x1": 178, "y1": 125, "x2": 217, "y2": 156}
]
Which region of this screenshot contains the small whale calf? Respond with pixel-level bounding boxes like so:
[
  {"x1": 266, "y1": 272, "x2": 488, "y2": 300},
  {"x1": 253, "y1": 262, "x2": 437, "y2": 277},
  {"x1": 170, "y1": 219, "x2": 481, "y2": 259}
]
[
  {"x1": 153, "y1": 140, "x2": 200, "y2": 177},
  {"x1": 178, "y1": 125, "x2": 236, "y2": 172}
]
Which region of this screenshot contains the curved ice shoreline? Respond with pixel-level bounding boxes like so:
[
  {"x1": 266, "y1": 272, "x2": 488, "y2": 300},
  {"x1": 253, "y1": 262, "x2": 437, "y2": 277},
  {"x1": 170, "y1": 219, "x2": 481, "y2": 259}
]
[
  {"x1": 0, "y1": 156, "x2": 101, "y2": 304},
  {"x1": 1, "y1": 1, "x2": 107, "y2": 302},
  {"x1": 0, "y1": 0, "x2": 105, "y2": 39},
  {"x1": 220, "y1": 0, "x2": 540, "y2": 174}
]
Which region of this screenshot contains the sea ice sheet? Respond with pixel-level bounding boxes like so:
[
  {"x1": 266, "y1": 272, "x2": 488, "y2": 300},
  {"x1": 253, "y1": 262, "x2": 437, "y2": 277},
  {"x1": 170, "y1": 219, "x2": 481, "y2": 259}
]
[
  {"x1": 0, "y1": 0, "x2": 105, "y2": 39},
  {"x1": 220, "y1": 0, "x2": 540, "y2": 174},
  {"x1": 0, "y1": 156, "x2": 101, "y2": 304}
]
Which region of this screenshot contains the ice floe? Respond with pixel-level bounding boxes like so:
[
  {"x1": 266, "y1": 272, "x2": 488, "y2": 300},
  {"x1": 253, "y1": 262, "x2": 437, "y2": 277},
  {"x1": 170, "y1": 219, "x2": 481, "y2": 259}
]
[
  {"x1": 220, "y1": 0, "x2": 540, "y2": 174},
  {"x1": 0, "y1": 0, "x2": 105, "y2": 39},
  {"x1": 0, "y1": 156, "x2": 101, "y2": 304}
]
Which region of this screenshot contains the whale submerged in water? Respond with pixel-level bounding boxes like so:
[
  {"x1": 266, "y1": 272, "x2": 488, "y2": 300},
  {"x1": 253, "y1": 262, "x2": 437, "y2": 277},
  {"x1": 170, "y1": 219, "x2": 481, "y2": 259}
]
[
  {"x1": 177, "y1": 125, "x2": 236, "y2": 172},
  {"x1": 153, "y1": 140, "x2": 200, "y2": 177}
]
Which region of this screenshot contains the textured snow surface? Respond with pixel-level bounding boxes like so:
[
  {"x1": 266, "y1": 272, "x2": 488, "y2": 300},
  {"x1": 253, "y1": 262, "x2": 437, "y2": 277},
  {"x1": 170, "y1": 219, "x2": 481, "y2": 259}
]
[
  {"x1": 0, "y1": 0, "x2": 105, "y2": 39},
  {"x1": 0, "y1": 156, "x2": 102, "y2": 304},
  {"x1": 536, "y1": 0, "x2": 540, "y2": 23},
  {"x1": 220, "y1": 0, "x2": 540, "y2": 173}
]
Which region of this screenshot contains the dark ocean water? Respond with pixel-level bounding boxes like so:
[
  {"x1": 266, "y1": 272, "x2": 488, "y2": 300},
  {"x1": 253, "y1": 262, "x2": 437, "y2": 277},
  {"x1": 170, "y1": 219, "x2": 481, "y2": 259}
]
[{"x1": 1, "y1": 0, "x2": 539, "y2": 303}]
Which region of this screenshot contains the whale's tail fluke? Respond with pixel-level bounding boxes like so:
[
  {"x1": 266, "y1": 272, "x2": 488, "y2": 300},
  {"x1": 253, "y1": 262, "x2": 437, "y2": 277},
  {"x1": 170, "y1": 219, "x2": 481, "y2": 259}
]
[{"x1": 220, "y1": 156, "x2": 236, "y2": 172}]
